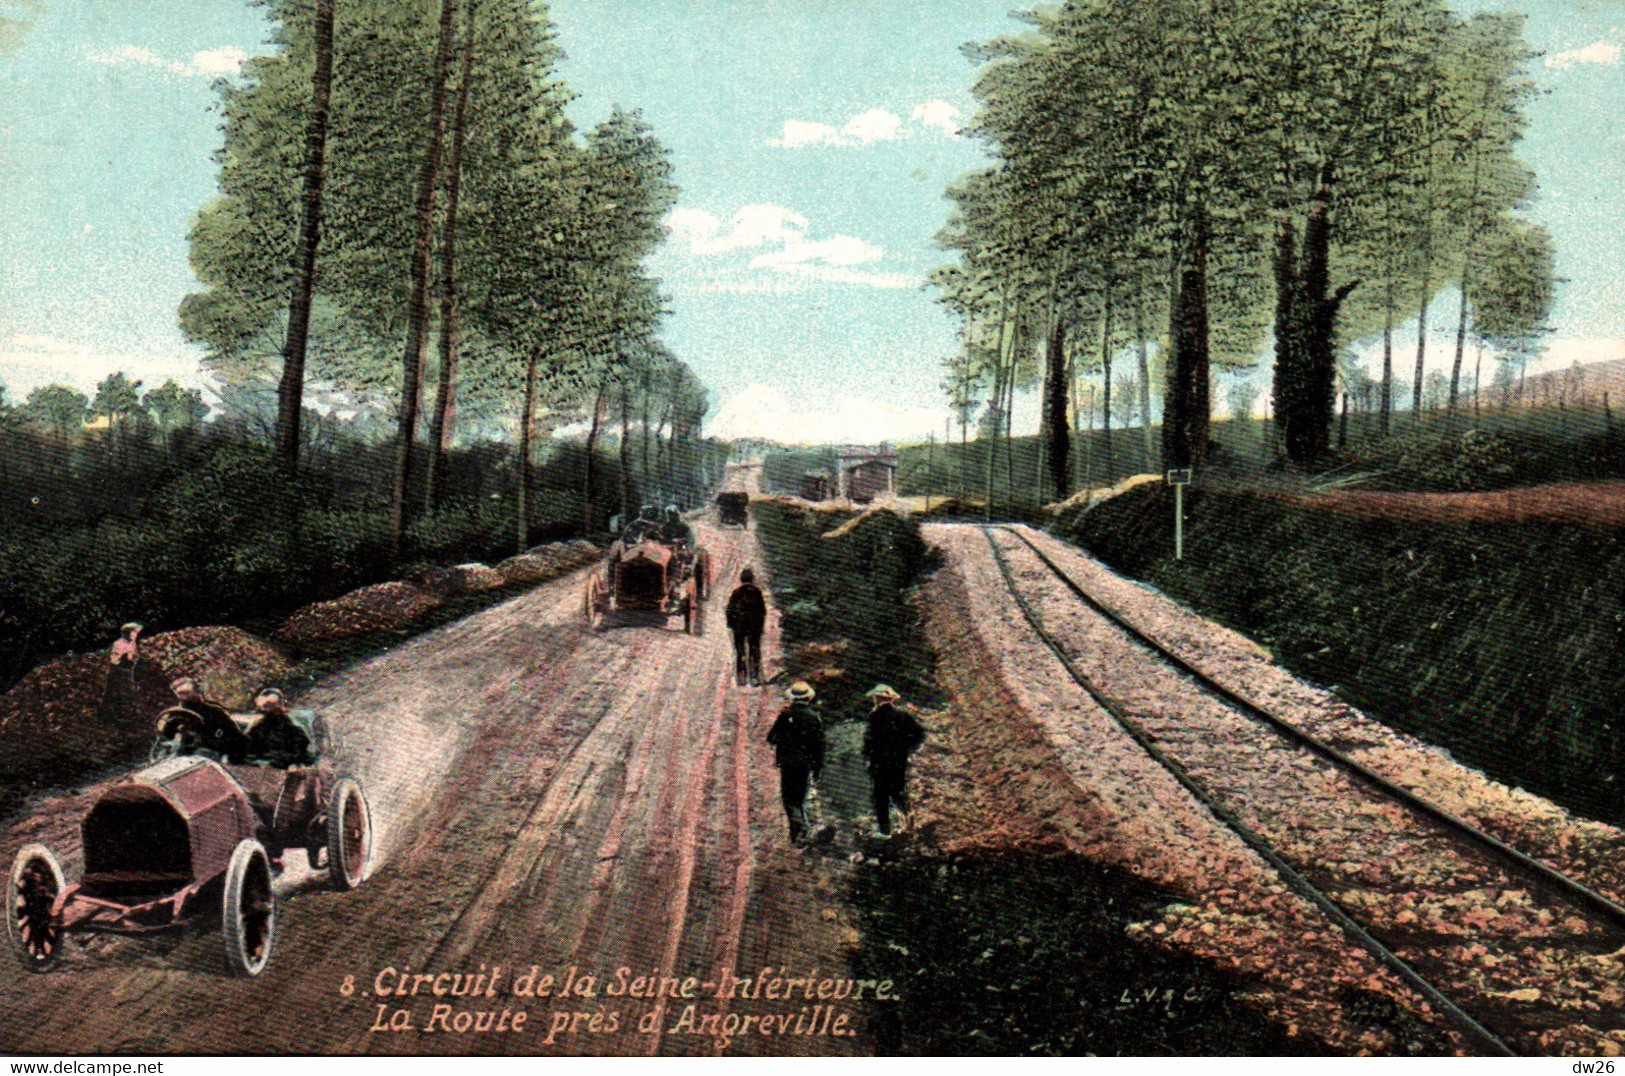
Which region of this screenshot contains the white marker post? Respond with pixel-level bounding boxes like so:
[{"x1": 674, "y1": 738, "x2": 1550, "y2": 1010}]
[{"x1": 1166, "y1": 468, "x2": 1192, "y2": 560}]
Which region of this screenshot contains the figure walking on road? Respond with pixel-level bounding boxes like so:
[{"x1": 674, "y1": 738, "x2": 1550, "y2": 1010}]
[
  {"x1": 725, "y1": 567, "x2": 767, "y2": 686},
  {"x1": 767, "y1": 680, "x2": 825, "y2": 844},
  {"x1": 862, "y1": 683, "x2": 925, "y2": 837}
]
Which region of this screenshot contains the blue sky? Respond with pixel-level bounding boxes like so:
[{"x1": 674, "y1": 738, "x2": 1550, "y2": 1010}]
[{"x1": 0, "y1": 0, "x2": 1623, "y2": 442}]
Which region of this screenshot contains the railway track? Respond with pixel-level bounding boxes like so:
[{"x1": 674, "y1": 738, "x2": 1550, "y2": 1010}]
[{"x1": 979, "y1": 523, "x2": 1625, "y2": 1057}]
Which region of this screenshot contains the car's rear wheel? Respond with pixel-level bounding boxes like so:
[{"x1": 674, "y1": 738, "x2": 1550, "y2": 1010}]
[
  {"x1": 7, "y1": 844, "x2": 64, "y2": 973},
  {"x1": 222, "y1": 839, "x2": 275, "y2": 978},
  {"x1": 326, "y1": 778, "x2": 371, "y2": 892}
]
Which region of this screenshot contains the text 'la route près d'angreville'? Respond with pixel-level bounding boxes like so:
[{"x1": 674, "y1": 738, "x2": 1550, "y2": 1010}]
[{"x1": 347, "y1": 963, "x2": 896, "y2": 1045}]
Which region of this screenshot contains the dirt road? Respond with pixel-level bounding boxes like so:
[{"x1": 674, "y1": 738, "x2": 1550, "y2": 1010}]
[{"x1": 0, "y1": 519, "x2": 862, "y2": 1056}]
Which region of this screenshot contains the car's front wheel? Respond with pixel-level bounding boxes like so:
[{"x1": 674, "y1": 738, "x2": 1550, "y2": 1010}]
[
  {"x1": 7, "y1": 844, "x2": 64, "y2": 972},
  {"x1": 222, "y1": 839, "x2": 275, "y2": 978}
]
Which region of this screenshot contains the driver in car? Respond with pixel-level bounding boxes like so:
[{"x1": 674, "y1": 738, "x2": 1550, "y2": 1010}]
[
  {"x1": 661, "y1": 505, "x2": 695, "y2": 547},
  {"x1": 243, "y1": 688, "x2": 317, "y2": 768},
  {"x1": 157, "y1": 677, "x2": 249, "y2": 762}
]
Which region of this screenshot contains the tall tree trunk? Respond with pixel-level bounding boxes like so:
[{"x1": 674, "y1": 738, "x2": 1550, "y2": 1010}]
[
  {"x1": 1002, "y1": 313, "x2": 1021, "y2": 498},
  {"x1": 1043, "y1": 311, "x2": 1070, "y2": 502},
  {"x1": 618, "y1": 378, "x2": 634, "y2": 518},
  {"x1": 516, "y1": 343, "x2": 539, "y2": 555},
  {"x1": 389, "y1": 0, "x2": 460, "y2": 560},
  {"x1": 1381, "y1": 278, "x2": 1394, "y2": 434},
  {"x1": 983, "y1": 357, "x2": 1003, "y2": 521},
  {"x1": 426, "y1": 0, "x2": 479, "y2": 512},
  {"x1": 1101, "y1": 282, "x2": 1115, "y2": 482},
  {"x1": 1449, "y1": 120, "x2": 1487, "y2": 416},
  {"x1": 1135, "y1": 292, "x2": 1154, "y2": 471},
  {"x1": 1272, "y1": 217, "x2": 1299, "y2": 456},
  {"x1": 1413, "y1": 136, "x2": 1436, "y2": 420},
  {"x1": 1084, "y1": 383, "x2": 1095, "y2": 491},
  {"x1": 1412, "y1": 262, "x2": 1430, "y2": 419},
  {"x1": 1298, "y1": 165, "x2": 1350, "y2": 463},
  {"x1": 1473, "y1": 339, "x2": 1484, "y2": 419},
  {"x1": 1448, "y1": 249, "x2": 1471, "y2": 416},
  {"x1": 1274, "y1": 167, "x2": 1355, "y2": 465},
  {"x1": 1164, "y1": 209, "x2": 1210, "y2": 469},
  {"x1": 983, "y1": 289, "x2": 1010, "y2": 520},
  {"x1": 583, "y1": 386, "x2": 605, "y2": 533},
  {"x1": 639, "y1": 366, "x2": 653, "y2": 501},
  {"x1": 275, "y1": 0, "x2": 336, "y2": 473},
  {"x1": 949, "y1": 411, "x2": 962, "y2": 503}
]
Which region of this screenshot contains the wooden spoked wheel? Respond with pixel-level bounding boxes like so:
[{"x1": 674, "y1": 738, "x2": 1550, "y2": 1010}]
[
  {"x1": 326, "y1": 777, "x2": 371, "y2": 892},
  {"x1": 223, "y1": 839, "x2": 275, "y2": 978},
  {"x1": 7, "y1": 844, "x2": 64, "y2": 972}
]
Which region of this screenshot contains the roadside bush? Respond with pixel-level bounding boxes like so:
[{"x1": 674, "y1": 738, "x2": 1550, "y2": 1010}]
[{"x1": 752, "y1": 502, "x2": 938, "y2": 720}]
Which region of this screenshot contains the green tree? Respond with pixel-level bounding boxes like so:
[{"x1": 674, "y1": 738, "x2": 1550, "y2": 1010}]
[
  {"x1": 144, "y1": 380, "x2": 210, "y2": 448},
  {"x1": 24, "y1": 384, "x2": 89, "y2": 439},
  {"x1": 91, "y1": 372, "x2": 144, "y2": 429}
]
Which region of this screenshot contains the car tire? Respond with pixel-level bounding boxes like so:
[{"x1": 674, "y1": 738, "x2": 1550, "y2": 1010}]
[
  {"x1": 7, "y1": 844, "x2": 65, "y2": 973},
  {"x1": 326, "y1": 777, "x2": 371, "y2": 892},
  {"x1": 222, "y1": 839, "x2": 275, "y2": 978}
]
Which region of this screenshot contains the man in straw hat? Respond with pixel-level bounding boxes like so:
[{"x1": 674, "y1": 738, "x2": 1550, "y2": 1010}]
[
  {"x1": 861, "y1": 683, "x2": 925, "y2": 837},
  {"x1": 766, "y1": 680, "x2": 826, "y2": 844}
]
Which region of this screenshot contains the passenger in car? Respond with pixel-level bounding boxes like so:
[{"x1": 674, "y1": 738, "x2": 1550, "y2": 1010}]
[{"x1": 243, "y1": 688, "x2": 317, "y2": 768}]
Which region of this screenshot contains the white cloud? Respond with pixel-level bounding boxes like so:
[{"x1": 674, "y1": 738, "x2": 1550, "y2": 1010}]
[
  {"x1": 760, "y1": 265, "x2": 919, "y2": 289},
  {"x1": 767, "y1": 119, "x2": 846, "y2": 149},
  {"x1": 1546, "y1": 41, "x2": 1621, "y2": 69},
  {"x1": 691, "y1": 204, "x2": 809, "y2": 254},
  {"x1": 664, "y1": 207, "x2": 724, "y2": 247},
  {"x1": 663, "y1": 203, "x2": 908, "y2": 288},
  {"x1": 0, "y1": 332, "x2": 209, "y2": 403},
  {"x1": 188, "y1": 46, "x2": 250, "y2": 76},
  {"x1": 841, "y1": 108, "x2": 905, "y2": 144},
  {"x1": 707, "y1": 383, "x2": 949, "y2": 444},
  {"x1": 748, "y1": 233, "x2": 882, "y2": 270},
  {"x1": 84, "y1": 44, "x2": 248, "y2": 78},
  {"x1": 911, "y1": 100, "x2": 964, "y2": 136},
  {"x1": 768, "y1": 102, "x2": 962, "y2": 148}
]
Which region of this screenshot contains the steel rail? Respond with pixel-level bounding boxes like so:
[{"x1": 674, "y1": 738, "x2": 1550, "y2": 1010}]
[
  {"x1": 979, "y1": 524, "x2": 1516, "y2": 1057},
  {"x1": 993, "y1": 524, "x2": 1625, "y2": 933}
]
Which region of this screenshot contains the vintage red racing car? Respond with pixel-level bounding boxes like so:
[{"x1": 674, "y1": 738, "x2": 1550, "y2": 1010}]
[{"x1": 6, "y1": 715, "x2": 371, "y2": 978}]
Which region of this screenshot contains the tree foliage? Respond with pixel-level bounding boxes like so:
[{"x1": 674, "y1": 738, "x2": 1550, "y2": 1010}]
[
  {"x1": 936, "y1": 0, "x2": 1549, "y2": 477},
  {"x1": 180, "y1": 0, "x2": 702, "y2": 553}
]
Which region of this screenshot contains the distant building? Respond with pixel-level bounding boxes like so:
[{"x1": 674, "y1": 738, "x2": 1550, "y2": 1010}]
[
  {"x1": 835, "y1": 445, "x2": 898, "y2": 504},
  {"x1": 799, "y1": 472, "x2": 831, "y2": 501}
]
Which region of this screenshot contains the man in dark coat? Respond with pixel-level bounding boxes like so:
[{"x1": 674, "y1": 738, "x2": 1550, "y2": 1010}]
[
  {"x1": 861, "y1": 683, "x2": 926, "y2": 836},
  {"x1": 725, "y1": 567, "x2": 767, "y2": 686},
  {"x1": 766, "y1": 681, "x2": 825, "y2": 844},
  {"x1": 158, "y1": 677, "x2": 249, "y2": 763},
  {"x1": 243, "y1": 688, "x2": 317, "y2": 768}
]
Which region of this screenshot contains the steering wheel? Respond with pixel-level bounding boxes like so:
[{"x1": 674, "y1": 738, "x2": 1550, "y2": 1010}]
[{"x1": 151, "y1": 708, "x2": 204, "y2": 760}]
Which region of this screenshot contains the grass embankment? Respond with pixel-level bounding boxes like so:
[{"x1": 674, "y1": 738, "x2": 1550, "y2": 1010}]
[
  {"x1": 1056, "y1": 485, "x2": 1625, "y2": 825},
  {"x1": 892, "y1": 407, "x2": 1625, "y2": 508},
  {"x1": 749, "y1": 500, "x2": 1313, "y2": 1055}
]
